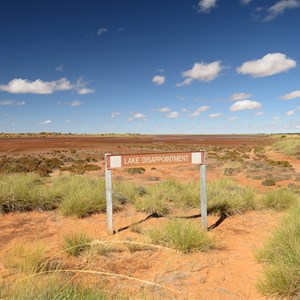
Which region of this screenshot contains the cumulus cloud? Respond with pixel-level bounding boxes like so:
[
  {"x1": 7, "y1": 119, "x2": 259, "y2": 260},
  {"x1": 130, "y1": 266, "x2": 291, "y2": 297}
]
[
  {"x1": 228, "y1": 116, "x2": 238, "y2": 121},
  {"x1": 133, "y1": 113, "x2": 146, "y2": 119},
  {"x1": 154, "y1": 107, "x2": 171, "y2": 112},
  {"x1": 265, "y1": 0, "x2": 300, "y2": 21},
  {"x1": 111, "y1": 112, "x2": 120, "y2": 118},
  {"x1": 209, "y1": 113, "x2": 222, "y2": 118},
  {"x1": 256, "y1": 111, "x2": 264, "y2": 116},
  {"x1": 189, "y1": 105, "x2": 210, "y2": 117},
  {"x1": 229, "y1": 100, "x2": 262, "y2": 111},
  {"x1": 152, "y1": 75, "x2": 166, "y2": 85},
  {"x1": 177, "y1": 61, "x2": 222, "y2": 87},
  {"x1": 286, "y1": 110, "x2": 295, "y2": 116},
  {"x1": 231, "y1": 92, "x2": 252, "y2": 101},
  {"x1": 38, "y1": 120, "x2": 52, "y2": 125},
  {"x1": 280, "y1": 90, "x2": 300, "y2": 100},
  {"x1": 237, "y1": 53, "x2": 296, "y2": 78},
  {"x1": 167, "y1": 111, "x2": 179, "y2": 118},
  {"x1": 75, "y1": 78, "x2": 95, "y2": 95},
  {"x1": 97, "y1": 27, "x2": 108, "y2": 35},
  {"x1": 70, "y1": 100, "x2": 82, "y2": 107},
  {"x1": 198, "y1": 0, "x2": 217, "y2": 12},
  {"x1": 0, "y1": 78, "x2": 72, "y2": 94},
  {"x1": 0, "y1": 100, "x2": 25, "y2": 106}
]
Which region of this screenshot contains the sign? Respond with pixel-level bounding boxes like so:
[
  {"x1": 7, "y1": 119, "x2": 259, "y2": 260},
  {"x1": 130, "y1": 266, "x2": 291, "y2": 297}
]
[
  {"x1": 104, "y1": 151, "x2": 207, "y2": 234},
  {"x1": 106, "y1": 151, "x2": 205, "y2": 169}
]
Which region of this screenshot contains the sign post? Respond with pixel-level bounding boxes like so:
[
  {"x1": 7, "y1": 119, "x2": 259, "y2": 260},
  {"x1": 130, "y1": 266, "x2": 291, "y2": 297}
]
[
  {"x1": 105, "y1": 154, "x2": 113, "y2": 234},
  {"x1": 200, "y1": 163, "x2": 207, "y2": 229},
  {"x1": 105, "y1": 151, "x2": 206, "y2": 233}
]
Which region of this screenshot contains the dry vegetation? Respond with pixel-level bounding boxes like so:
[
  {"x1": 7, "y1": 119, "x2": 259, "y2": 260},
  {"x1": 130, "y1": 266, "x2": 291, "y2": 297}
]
[{"x1": 1, "y1": 134, "x2": 300, "y2": 299}]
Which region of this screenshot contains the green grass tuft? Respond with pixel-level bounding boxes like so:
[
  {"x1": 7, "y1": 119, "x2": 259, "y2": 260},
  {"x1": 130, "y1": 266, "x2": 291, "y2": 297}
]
[
  {"x1": 0, "y1": 173, "x2": 60, "y2": 214},
  {"x1": 147, "y1": 219, "x2": 215, "y2": 253},
  {"x1": 53, "y1": 175, "x2": 106, "y2": 218},
  {"x1": 256, "y1": 203, "x2": 300, "y2": 298},
  {"x1": 261, "y1": 188, "x2": 299, "y2": 211},
  {"x1": 207, "y1": 178, "x2": 257, "y2": 215},
  {"x1": 62, "y1": 231, "x2": 92, "y2": 256}
]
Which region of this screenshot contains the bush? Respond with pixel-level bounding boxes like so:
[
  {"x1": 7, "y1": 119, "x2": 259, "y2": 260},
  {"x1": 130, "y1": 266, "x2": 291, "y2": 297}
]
[
  {"x1": 1, "y1": 275, "x2": 108, "y2": 300},
  {"x1": 272, "y1": 137, "x2": 300, "y2": 156},
  {"x1": 261, "y1": 178, "x2": 276, "y2": 186},
  {"x1": 4, "y1": 240, "x2": 47, "y2": 274},
  {"x1": 125, "y1": 167, "x2": 145, "y2": 175},
  {"x1": 62, "y1": 231, "x2": 92, "y2": 256},
  {"x1": 256, "y1": 203, "x2": 300, "y2": 298},
  {"x1": 0, "y1": 173, "x2": 60, "y2": 214},
  {"x1": 147, "y1": 219, "x2": 215, "y2": 253},
  {"x1": 207, "y1": 178, "x2": 256, "y2": 215},
  {"x1": 261, "y1": 188, "x2": 299, "y2": 211},
  {"x1": 53, "y1": 175, "x2": 106, "y2": 218}
]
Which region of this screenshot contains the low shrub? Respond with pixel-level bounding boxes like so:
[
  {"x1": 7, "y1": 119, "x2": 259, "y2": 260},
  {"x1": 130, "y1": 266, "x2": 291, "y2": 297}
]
[
  {"x1": 125, "y1": 167, "x2": 145, "y2": 175},
  {"x1": 207, "y1": 178, "x2": 256, "y2": 215},
  {"x1": 60, "y1": 163, "x2": 101, "y2": 174},
  {"x1": 0, "y1": 173, "x2": 60, "y2": 214},
  {"x1": 256, "y1": 203, "x2": 300, "y2": 298},
  {"x1": 4, "y1": 240, "x2": 47, "y2": 274},
  {"x1": 261, "y1": 178, "x2": 276, "y2": 186},
  {"x1": 1, "y1": 275, "x2": 108, "y2": 300},
  {"x1": 261, "y1": 188, "x2": 299, "y2": 211},
  {"x1": 62, "y1": 231, "x2": 92, "y2": 256},
  {"x1": 147, "y1": 219, "x2": 215, "y2": 253},
  {"x1": 53, "y1": 175, "x2": 106, "y2": 218}
]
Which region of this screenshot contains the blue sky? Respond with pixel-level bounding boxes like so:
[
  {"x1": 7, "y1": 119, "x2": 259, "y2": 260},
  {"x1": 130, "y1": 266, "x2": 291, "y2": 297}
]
[{"x1": 0, "y1": 0, "x2": 300, "y2": 134}]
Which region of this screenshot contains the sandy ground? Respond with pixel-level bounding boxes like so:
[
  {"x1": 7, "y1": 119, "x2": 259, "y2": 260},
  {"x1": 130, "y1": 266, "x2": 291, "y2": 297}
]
[{"x1": 0, "y1": 135, "x2": 297, "y2": 299}]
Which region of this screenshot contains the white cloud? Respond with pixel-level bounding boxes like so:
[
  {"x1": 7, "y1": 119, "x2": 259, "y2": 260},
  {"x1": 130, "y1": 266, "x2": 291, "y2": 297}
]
[
  {"x1": 265, "y1": 0, "x2": 300, "y2": 21},
  {"x1": 280, "y1": 90, "x2": 300, "y2": 100},
  {"x1": 177, "y1": 61, "x2": 222, "y2": 87},
  {"x1": 70, "y1": 100, "x2": 82, "y2": 107},
  {"x1": 273, "y1": 116, "x2": 281, "y2": 120},
  {"x1": 286, "y1": 110, "x2": 295, "y2": 116},
  {"x1": 237, "y1": 53, "x2": 296, "y2": 78},
  {"x1": 0, "y1": 78, "x2": 72, "y2": 94},
  {"x1": 97, "y1": 27, "x2": 108, "y2": 35},
  {"x1": 229, "y1": 100, "x2": 262, "y2": 111},
  {"x1": 241, "y1": 0, "x2": 252, "y2": 5},
  {"x1": 111, "y1": 112, "x2": 120, "y2": 118},
  {"x1": 76, "y1": 78, "x2": 95, "y2": 95},
  {"x1": 155, "y1": 107, "x2": 171, "y2": 112},
  {"x1": 167, "y1": 111, "x2": 179, "y2": 118},
  {"x1": 56, "y1": 65, "x2": 64, "y2": 72},
  {"x1": 209, "y1": 113, "x2": 222, "y2": 118},
  {"x1": 152, "y1": 75, "x2": 166, "y2": 85},
  {"x1": 38, "y1": 120, "x2": 52, "y2": 125},
  {"x1": 231, "y1": 92, "x2": 252, "y2": 101},
  {"x1": 0, "y1": 100, "x2": 25, "y2": 106},
  {"x1": 189, "y1": 105, "x2": 210, "y2": 117},
  {"x1": 198, "y1": 0, "x2": 217, "y2": 12},
  {"x1": 134, "y1": 113, "x2": 146, "y2": 119},
  {"x1": 256, "y1": 111, "x2": 264, "y2": 116},
  {"x1": 127, "y1": 117, "x2": 134, "y2": 122},
  {"x1": 156, "y1": 68, "x2": 165, "y2": 73},
  {"x1": 181, "y1": 108, "x2": 188, "y2": 112},
  {"x1": 228, "y1": 116, "x2": 238, "y2": 121}
]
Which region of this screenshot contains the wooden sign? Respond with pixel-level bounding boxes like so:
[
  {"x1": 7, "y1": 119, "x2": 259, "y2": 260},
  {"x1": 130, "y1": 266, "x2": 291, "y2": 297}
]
[
  {"x1": 105, "y1": 151, "x2": 207, "y2": 234},
  {"x1": 106, "y1": 151, "x2": 205, "y2": 169}
]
